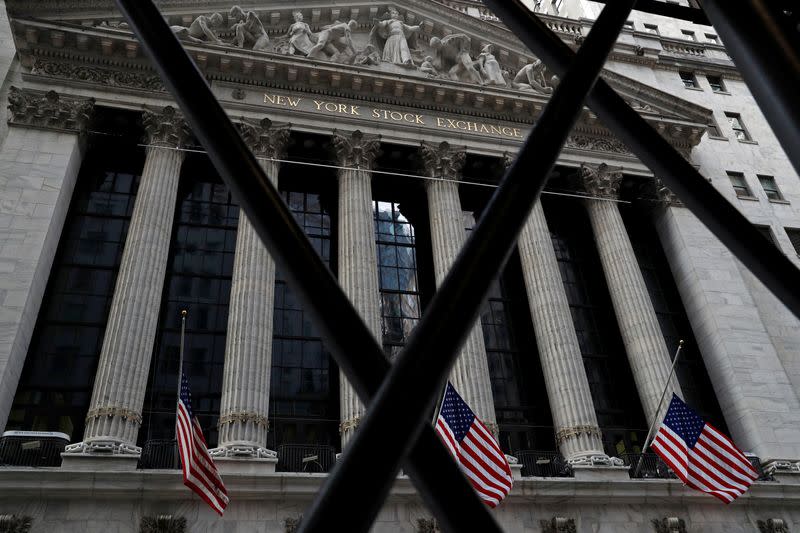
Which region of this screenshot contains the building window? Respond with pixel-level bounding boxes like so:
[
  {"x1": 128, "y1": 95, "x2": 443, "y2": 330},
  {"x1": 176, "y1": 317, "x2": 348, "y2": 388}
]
[
  {"x1": 755, "y1": 225, "x2": 776, "y2": 245},
  {"x1": 375, "y1": 201, "x2": 421, "y2": 359},
  {"x1": 679, "y1": 71, "x2": 699, "y2": 89},
  {"x1": 141, "y1": 160, "x2": 240, "y2": 448},
  {"x1": 758, "y1": 175, "x2": 785, "y2": 202},
  {"x1": 784, "y1": 228, "x2": 800, "y2": 256},
  {"x1": 725, "y1": 112, "x2": 753, "y2": 141},
  {"x1": 707, "y1": 117, "x2": 724, "y2": 138},
  {"x1": 7, "y1": 147, "x2": 143, "y2": 440},
  {"x1": 624, "y1": 21, "x2": 634, "y2": 30},
  {"x1": 727, "y1": 171, "x2": 754, "y2": 199},
  {"x1": 707, "y1": 75, "x2": 726, "y2": 93},
  {"x1": 705, "y1": 33, "x2": 719, "y2": 44},
  {"x1": 681, "y1": 30, "x2": 696, "y2": 41},
  {"x1": 643, "y1": 23, "x2": 660, "y2": 35}
]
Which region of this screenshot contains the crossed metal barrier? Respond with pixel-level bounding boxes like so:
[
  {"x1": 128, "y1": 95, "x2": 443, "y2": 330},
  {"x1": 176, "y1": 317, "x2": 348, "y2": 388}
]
[{"x1": 110, "y1": 0, "x2": 800, "y2": 531}]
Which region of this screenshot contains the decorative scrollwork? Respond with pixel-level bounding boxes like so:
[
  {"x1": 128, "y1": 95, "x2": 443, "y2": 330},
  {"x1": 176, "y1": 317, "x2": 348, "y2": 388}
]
[
  {"x1": 218, "y1": 410, "x2": 269, "y2": 429},
  {"x1": 7, "y1": 87, "x2": 94, "y2": 132},
  {"x1": 331, "y1": 130, "x2": 381, "y2": 169},
  {"x1": 555, "y1": 424, "x2": 603, "y2": 445},
  {"x1": 142, "y1": 106, "x2": 191, "y2": 148},
  {"x1": 579, "y1": 162, "x2": 624, "y2": 199},
  {"x1": 85, "y1": 406, "x2": 143, "y2": 425},
  {"x1": 32, "y1": 58, "x2": 164, "y2": 92},
  {"x1": 420, "y1": 141, "x2": 466, "y2": 180}
]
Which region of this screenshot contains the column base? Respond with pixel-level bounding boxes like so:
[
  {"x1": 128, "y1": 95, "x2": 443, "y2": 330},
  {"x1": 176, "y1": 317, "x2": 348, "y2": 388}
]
[
  {"x1": 568, "y1": 454, "x2": 628, "y2": 481},
  {"x1": 61, "y1": 440, "x2": 141, "y2": 471}
]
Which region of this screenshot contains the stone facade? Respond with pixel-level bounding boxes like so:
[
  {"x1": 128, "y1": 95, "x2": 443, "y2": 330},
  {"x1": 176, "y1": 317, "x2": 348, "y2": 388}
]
[{"x1": 0, "y1": 0, "x2": 799, "y2": 531}]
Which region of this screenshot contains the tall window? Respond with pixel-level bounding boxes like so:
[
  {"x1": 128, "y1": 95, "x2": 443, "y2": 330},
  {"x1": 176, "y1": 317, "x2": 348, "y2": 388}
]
[
  {"x1": 269, "y1": 190, "x2": 339, "y2": 449},
  {"x1": 785, "y1": 228, "x2": 800, "y2": 256},
  {"x1": 706, "y1": 117, "x2": 724, "y2": 138},
  {"x1": 727, "y1": 171, "x2": 754, "y2": 199},
  {"x1": 707, "y1": 75, "x2": 726, "y2": 93},
  {"x1": 679, "y1": 71, "x2": 699, "y2": 89},
  {"x1": 375, "y1": 201, "x2": 421, "y2": 358},
  {"x1": 622, "y1": 205, "x2": 727, "y2": 431},
  {"x1": 544, "y1": 198, "x2": 647, "y2": 456},
  {"x1": 141, "y1": 158, "x2": 239, "y2": 447},
  {"x1": 758, "y1": 175, "x2": 785, "y2": 202},
  {"x1": 8, "y1": 143, "x2": 143, "y2": 440},
  {"x1": 725, "y1": 112, "x2": 753, "y2": 141}
]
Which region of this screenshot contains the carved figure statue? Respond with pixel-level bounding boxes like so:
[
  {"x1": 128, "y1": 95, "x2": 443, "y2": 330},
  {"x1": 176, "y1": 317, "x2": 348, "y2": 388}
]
[
  {"x1": 228, "y1": 6, "x2": 270, "y2": 51},
  {"x1": 477, "y1": 44, "x2": 506, "y2": 86},
  {"x1": 354, "y1": 44, "x2": 382, "y2": 66},
  {"x1": 307, "y1": 20, "x2": 358, "y2": 62},
  {"x1": 285, "y1": 11, "x2": 316, "y2": 56},
  {"x1": 430, "y1": 34, "x2": 482, "y2": 84},
  {"x1": 369, "y1": 7, "x2": 421, "y2": 66},
  {"x1": 419, "y1": 56, "x2": 438, "y2": 77},
  {"x1": 513, "y1": 59, "x2": 555, "y2": 94},
  {"x1": 171, "y1": 13, "x2": 224, "y2": 45}
]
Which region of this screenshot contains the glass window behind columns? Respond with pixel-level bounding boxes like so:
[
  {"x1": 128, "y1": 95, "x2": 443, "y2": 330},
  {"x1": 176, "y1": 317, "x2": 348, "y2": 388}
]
[
  {"x1": 269, "y1": 190, "x2": 340, "y2": 449},
  {"x1": 7, "y1": 139, "x2": 144, "y2": 441},
  {"x1": 139, "y1": 154, "x2": 238, "y2": 448},
  {"x1": 621, "y1": 204, "x2": 727, "y2": 431},
  {"x1": 543, "y1": 197, "x2": 649, "y2": 457}
]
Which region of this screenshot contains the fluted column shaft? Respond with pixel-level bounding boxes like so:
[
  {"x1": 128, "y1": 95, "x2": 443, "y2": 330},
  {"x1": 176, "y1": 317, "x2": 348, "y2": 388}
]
[
  {"x1": 81, "y1": 107, "x2": 189, "y2": 451},
  {"x1": 518, "y1": 202, "x2": 605, "y2": 460},
  {"x1": 216, "y1": 120, "x2": 289, "y2": 455},
  {"x1": 333, "y1": 131, "x2": 382, "y2": 447},
  {"x1": 581, "y1": 164, "x2": 681, "y2": 426},
  {"x1": 421, "y1": 142, "x2": 496, "y2": 430}
]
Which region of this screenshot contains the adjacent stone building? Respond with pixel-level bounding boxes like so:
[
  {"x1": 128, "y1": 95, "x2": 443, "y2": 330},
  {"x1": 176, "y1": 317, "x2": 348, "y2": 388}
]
[{"x1": 0, "y1": 0, "x2": 798, "y2": 531}]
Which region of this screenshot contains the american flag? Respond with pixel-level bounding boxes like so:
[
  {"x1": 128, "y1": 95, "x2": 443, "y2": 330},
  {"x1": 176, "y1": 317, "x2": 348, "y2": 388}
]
[
  {"x1": 435, "y1": 382, "x2": 513, "y2": 508},
  {"x1": 177, "y1": 372, "x2": 229, "y2": 515},
  {"x1": 650, "y1": 394, "x2": 759, "y2": 503}
]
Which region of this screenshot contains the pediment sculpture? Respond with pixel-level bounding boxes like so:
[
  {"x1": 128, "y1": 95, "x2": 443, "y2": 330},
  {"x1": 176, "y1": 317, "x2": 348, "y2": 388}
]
[{"x1": 368, "y1": 6, "x2": 421, "y2": 67}]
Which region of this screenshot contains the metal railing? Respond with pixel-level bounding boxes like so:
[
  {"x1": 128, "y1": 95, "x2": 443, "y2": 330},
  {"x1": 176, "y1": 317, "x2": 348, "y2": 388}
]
[
  {"x1": 276, "y1": 444, "x2": 336, "y2": 474},
  {"x1": 110, "y1": 0, "x2": 800, "y2": 530},
  {"x1": 0, "y1": 431, "x2": 69, "y2": 467},
  {"x1": 621, "y1": 453, "x2": 677, "y2": 480},
  {"x1": 138, "y1": 439, "x2": 179, "y2": 470},
  {"x1": 514, "y1": 450, "x2": 573, "y2": 478}
]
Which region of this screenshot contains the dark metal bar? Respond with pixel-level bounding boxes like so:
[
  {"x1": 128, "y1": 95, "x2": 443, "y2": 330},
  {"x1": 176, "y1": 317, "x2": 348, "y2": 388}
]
[
  {"x1": 298, "y1": 2, "x2": 637, "y2": 531},
  {"x1": 482, "y1": 0, "x2": 800, "y2": 324},
  {"x1": 702, "y1": 0, "x2": 800, "y2": 177},
  {"x1": 111, "y1": 1, "x2": 501, "y2": 531}
]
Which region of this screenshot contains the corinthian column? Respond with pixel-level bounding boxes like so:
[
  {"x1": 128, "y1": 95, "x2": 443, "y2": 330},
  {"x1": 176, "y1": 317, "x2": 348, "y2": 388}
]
[
  {"x1": 211, "y1": 119, "x2": 290, "y2": 467},
  {"x1": 63, "y1": 107, "x2": 189, "y2": 467},
  {"x1": 420, "y1": 141, "x2": 496, "y2": 432},
  {"x1": 581, "y1": 163, "x2": 682, "y2": 426},
  {"x1": 518, "y1": 200, "x2": 607, "y2": 462},
  {"x1": 332, "y1": 130, "x2": 382, "y2": 447}
]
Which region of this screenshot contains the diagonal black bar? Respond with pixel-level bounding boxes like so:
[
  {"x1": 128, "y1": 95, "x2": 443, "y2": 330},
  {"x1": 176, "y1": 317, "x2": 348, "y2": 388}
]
[
  {"x1": 298, "y1": 2, "x2": 637, "y2": 531},
  {"x1": 481, "y1": 0, "x2": 800, "y2": 323},
  {"x1": 111, "y1": 0, "x2": 501, "y2": 531},
  {"x1": 702, "y1": 0, "x2": 800, "y2": 177}
]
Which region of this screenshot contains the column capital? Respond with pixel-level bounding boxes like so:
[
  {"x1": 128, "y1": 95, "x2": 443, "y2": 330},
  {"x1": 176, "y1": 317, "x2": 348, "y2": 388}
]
[
  {"x1": 142, "y1": 105, "x2": 190, "y2": 148},
  {"x1": 654, "y1": 177, "x2": 683, "y2": 207},
  {"x1": 580, "y1": 162, "x2": 623, "y2": 199},
  {"x1": 238, "y1": 117, "x2": 291, "y2": 159},
  {"x1": 332, "y1": 129, "x2": 381, "y2": 169},
  {"x1": 7, "y1": 87, "x2": 94, "y2": 133},
  {"x1": 420, "y1": 141, "x2": 466, "y2": 180}
]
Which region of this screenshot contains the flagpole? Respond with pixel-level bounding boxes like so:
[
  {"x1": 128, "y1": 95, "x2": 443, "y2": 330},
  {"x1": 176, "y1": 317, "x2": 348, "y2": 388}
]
[
  {"x1": 431, "y1": 380, "x2": 449, "y2": 426},
  {"x1": 176, "y1": 309, "x2": 188, "y2": 440},
  {"x1": 633, "y1": 339, "x2": 684, "y2": 478}
]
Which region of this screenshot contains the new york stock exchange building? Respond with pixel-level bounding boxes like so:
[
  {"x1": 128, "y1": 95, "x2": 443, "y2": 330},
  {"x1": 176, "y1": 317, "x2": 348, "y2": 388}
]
[{"x1": 0, "y1": 0, "x2": 799, "y2": 531}]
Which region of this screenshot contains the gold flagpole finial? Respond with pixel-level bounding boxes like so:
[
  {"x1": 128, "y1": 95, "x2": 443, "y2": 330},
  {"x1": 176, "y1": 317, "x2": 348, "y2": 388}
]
[
  {"x1": 678, "y1": 339, "x2": 684, "y2": 347},
  {"x1": 181, "y1": 309, "x2": 188, "y2": 318}
]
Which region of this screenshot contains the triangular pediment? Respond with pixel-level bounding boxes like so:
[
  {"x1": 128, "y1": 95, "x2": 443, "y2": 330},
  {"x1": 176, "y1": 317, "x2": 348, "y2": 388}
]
[{"x1": 8, "y1": 0, "x2": 711, "y2": 149}]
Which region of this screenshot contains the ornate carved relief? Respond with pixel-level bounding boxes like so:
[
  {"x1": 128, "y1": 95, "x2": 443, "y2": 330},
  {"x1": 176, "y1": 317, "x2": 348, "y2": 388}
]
[
  {"x1": 170, "y1": 12, "x2": 225, "y2": 45},
  {"x1": 420, "y1": 141, "x2": 466, "y2": 180},
  {"x1": 284, "y1": 516, "x2": 302, "y2": 533},
  {"x1": 139, "y1": 516, "x2": 187, "y2": 533},
  {"x1": 331, "y1": 130, "x2": 381, "y2": 169},
  {"x1": 237, "y1": 118, "x2": 290, "y2": 159},
  {"x1": 541, "y1": 517, "x2": 577, "y2": 533},
  {"x1": 512, "y1": 60, "x2": 555, "y2": 94},
  {"x1": 370, "y1": 7, "x2": 421, "y2": 67},
  {"x1": 652, "y1": 517, "x2": 687, "y2": 533},
  {"x1": 555, "y1": 424, "x2": 603, "y2": 446},
  {"x1": 32, "y1": 58, "x2": 165, "y2": 91},
  {"x1": 758, "y1": 518, "x2": 790, "y2": 533},
  {"x1": 654, "y1": 177, "x2": 682, "y2": 207},
  {"x1": 142, "y1": 106, "x2": 191, "y2": 148},
  {"x1": 417, "y1": 518, "x2": 441, "y2": 533},
  {"x1": 7, "y1": 87, "x2": 94, "y2": 132},
  {"x1": 0, "y1": 515, "x2": 33, "y2": 533},
  {"x1": 565, "y1": 135, "x2": 630, "y2": 155},
  {"x1": 229, "y1": 6, "x2": 269, "y2": 51},
  {"x1": 579, "y1": 163, "x2": 623, "y2": 199},
  {"x1": 430, "y1": 33, "x2": 483, "y2": 84}
]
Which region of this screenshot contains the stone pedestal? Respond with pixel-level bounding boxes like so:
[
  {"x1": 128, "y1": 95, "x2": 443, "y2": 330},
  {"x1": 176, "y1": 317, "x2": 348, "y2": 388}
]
[
  {"x1": 214, "y1": 456, "x2": 278, "y2": 476},
  {"x1": 421, "y1": 142, "x2": 496, "y2": 431},
  {"x1": 572, "y1": 464, "x2": 631, "y2": 482},
  {"x1": 213, "y1": 120, "x2": 289, "y2": 459},
  {"x1": 518, "y1": 201, "x2": 606, "y2": 462},
  {"x1": 60, "y1": 452, "x2": 140, "y2": 471},
  {"x1": 65, "y1": 107, "x2": 189, "y2": 459},
  {"x1": 581, "y1": 164, "x2": 681, "y2": 426},
  {"x1": 332, "y1": 130, "x2": 383, "y2": 447}
]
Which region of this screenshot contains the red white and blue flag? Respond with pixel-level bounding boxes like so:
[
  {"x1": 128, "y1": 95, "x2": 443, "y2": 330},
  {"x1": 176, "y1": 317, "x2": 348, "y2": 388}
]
[
  {"x1": 650, "y1": 394, "x2": 759, "y2": 503},
  {"x1": 177, "y1": 372, "x2": 229, "y2": 515},
  {"x1": 435, "y1": 382, "x2": 513, "y2": 508}
]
